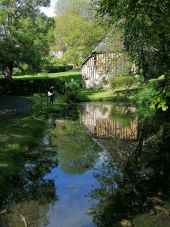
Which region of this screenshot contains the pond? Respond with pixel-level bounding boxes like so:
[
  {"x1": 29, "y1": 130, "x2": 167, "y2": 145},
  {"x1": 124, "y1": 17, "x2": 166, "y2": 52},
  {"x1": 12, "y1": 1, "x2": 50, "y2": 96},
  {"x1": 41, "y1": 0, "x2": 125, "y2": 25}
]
[{"x1": 0, "y1": 102, "x2": 170, "y2": 227}]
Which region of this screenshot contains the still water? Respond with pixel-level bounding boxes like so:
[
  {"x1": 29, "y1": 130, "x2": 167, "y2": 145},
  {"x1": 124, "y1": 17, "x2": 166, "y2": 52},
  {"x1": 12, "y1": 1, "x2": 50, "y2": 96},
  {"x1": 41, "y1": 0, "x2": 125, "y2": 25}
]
[{"x1": 0, "y1": 102, "x2": 170, "y2": 227}]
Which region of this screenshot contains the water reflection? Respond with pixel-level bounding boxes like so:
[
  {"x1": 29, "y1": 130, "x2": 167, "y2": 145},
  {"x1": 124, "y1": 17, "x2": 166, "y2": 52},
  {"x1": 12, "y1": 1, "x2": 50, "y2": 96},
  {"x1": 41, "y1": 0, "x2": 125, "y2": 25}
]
[
  {"x1": 1, "y1": 102, "x2": 170, "y2": 227},
  {"x1": 87, "y1": 109, "x2": 170, "y2": 226},
  {"x1": 50, "y1": 119, "x2": 100, "y2": 175},
  {"x1": 0, "y1": 137, "x2": 58, "y2": 227},
  {"x1": 80, "y1": 103, "x2": 137, "y2": 139}
]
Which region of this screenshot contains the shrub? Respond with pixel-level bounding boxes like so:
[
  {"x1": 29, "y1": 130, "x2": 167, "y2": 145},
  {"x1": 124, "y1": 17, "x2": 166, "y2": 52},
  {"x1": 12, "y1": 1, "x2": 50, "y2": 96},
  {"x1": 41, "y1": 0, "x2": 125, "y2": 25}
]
[
  {"x1": 42, "y1": 57, "x2": 73, "y2": 73},
  {"x1": 13, "y1": 67, "x2": 22, "y2": 76},
  {"x1": 13, "y1": 64, "x2": 31, "y2": 76},
  {"x1": 134, "y1": 75, "x2": 169, "y2": 111},
  {"x1": 44, "y1": 64, "x2": 73, "y2": 73},
  {"x1": 65, "y1": 79, "x2": 80, "y2": 101},
  {"x1": 21, "y1": 64, "x2": 30, "y2": 73},
  {"x1": 109, "y1": 76, "x2": 139, "y2": 90},
  {"x1": 0, "y1": 78, "x2": 65, "y2": 95}
]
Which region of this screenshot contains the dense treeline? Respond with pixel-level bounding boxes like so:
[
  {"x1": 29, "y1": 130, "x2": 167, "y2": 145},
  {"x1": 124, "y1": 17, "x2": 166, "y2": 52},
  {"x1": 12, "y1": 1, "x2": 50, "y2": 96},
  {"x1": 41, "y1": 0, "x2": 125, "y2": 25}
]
[
  {"x1": 52, "y1": 0, "x2": 106, "y2": 67},
  {"x1": 0, "y1": 0, "x2": 53, "y2": 80},
  {"x1": 91, "y1": 0, "x2": 170, "y2": 109},
  {"x1": 93, "y1": 0, "x2": 170, "y2": 80}
]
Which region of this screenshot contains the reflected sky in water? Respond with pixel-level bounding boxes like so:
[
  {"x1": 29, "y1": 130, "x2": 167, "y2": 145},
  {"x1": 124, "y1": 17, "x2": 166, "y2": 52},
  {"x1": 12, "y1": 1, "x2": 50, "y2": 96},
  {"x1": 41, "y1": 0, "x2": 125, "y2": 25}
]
[{"x1": 44, "y1": 168, "x2": 97, "y2": 227}]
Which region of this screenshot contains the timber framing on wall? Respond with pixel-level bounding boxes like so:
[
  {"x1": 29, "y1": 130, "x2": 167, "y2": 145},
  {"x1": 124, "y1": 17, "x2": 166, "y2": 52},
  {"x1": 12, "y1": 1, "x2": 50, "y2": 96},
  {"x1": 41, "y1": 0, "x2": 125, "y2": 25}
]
[{"x1": 81, "y1": 31, "x2": 131, "y2": 88}]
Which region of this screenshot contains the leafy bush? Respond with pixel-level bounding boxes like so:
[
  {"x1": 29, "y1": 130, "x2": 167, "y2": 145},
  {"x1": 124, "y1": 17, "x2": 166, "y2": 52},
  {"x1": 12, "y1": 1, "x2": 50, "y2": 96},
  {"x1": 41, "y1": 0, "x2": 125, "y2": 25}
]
[
  {"x1": 0, "y1": 78, "x2": 65, "y2": 95},
  {"x1": 45, "y1": 65, "x2": 73, "y2": 73},
  {"x1": 134, "y1": 75, "x2": 169, "y2": 111},
  {"x1": 109, "y1": 76, "x2": 140, "y2": 90},
  {"x1": 13, "y1": 64, "x2": 31, "y2": 76},
  {"x1": 65, "y1": 79, "x2": 80, "y2": 101},
  {"x1": 21, "y1": 63, "x2": 30, "y2": 73},
  {"x1": 13, "y1": 67, "x2": 22, "y2": 76},
  {"x1": 42, "y1": 57, "x2": 73, "y2": 73}
]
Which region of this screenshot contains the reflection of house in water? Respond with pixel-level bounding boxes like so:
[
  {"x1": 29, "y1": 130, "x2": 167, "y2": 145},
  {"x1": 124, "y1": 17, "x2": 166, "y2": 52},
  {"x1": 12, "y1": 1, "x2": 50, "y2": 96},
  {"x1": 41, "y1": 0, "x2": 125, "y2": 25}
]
[{"x1": 81, "y1": 103, "x2": 137, "y2": 140}]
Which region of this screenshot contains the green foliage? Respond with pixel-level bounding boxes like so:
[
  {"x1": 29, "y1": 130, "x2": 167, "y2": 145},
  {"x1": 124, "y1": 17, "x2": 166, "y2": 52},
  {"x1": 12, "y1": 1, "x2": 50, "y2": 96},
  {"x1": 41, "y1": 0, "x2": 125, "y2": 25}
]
[
  {"x1": 95, "y1": 0, "x2": 170, "y2": 80},
  {"x1": 55, "y1": 0, "x2": 91, "y2": 18},
  {"x1": 0, "y1": 70, "x2": 82, "y2": 95},
  {"x1": 4, "y1": 78, "x2": 65, "y2": 95},
  {"x1": 43, "y1": 57, "x2": 73, "y2": 73},
  {"x1": 52, "y1": 0, "x2": 106, "y2": 67},
  {"x1": 13, "y1": 64, "x2": 31, "y2": 76},
  {"x1": 136, "y1": 105, "x2": 156, "y2": 119},
  {"x1": 0, "y1": 0, "x2": 53, "y2": 79},
  {"x1": 65, "y1": 79, "x2": 80, "y2": 101},
  {"x1": 21, "y1": 64, "x2": 30, "y2": 73},
  {"x1": 44, "y1": 64, "x2": 73, "y2": 73},
  {"x1": 110, "y1": 76, "x2": 139, "y2": 91},
  {"x1": 13, "y1": 67, "x2": 22, "y2": 76},
  {"x1": 134, "y1": 76, "x2": 169, "y2": 111}
]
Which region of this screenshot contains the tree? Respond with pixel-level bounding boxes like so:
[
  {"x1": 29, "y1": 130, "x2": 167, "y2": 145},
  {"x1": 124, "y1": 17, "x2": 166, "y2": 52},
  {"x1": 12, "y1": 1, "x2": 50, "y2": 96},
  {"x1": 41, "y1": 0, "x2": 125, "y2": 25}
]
[
  {"x1": 52, "y1": 0, "x2": 106, "y2": 67},
  {"x1": 53, "y1": 13, "x2": 105, "y2": 66},
  {"x1": 55, "y1": 0, "x2": 91, "y2": 18},
  {"x1": 0, "y1": 0, "x2": 53, "y2": 80},
  {"x1": 92, "y1": 0, "x2": 170, "y2": 80}
]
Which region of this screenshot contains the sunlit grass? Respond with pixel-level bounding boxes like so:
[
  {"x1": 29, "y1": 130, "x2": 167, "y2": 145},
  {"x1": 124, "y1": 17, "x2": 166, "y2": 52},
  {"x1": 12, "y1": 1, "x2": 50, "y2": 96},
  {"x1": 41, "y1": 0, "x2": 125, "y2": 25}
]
[
  {"x1": 1, "y1": 70, "x2": 140, "y2": 102},
  {"x1": 78, "y1": 87, "x2": 137, "y2": 102},
  {"x1": 13, "y1": 70, "x2": 82, "y2": 83}
]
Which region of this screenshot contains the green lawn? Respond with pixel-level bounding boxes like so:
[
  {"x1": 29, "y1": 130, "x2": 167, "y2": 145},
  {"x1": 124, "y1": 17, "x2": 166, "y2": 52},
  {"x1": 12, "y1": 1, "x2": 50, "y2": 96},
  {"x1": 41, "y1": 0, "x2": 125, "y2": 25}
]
[
  {"x1": 12, "y1": 71, "x2": 126, "y2": 101},
  {"x1": 13, "y1": 70, "x2": 82, "y2": 83},
  {"x1": 1, "y1": 70, "x2": 140, "y2": 102},
  {"x1": 78, "y1": 87, "x2": 139, "y2": 102}
]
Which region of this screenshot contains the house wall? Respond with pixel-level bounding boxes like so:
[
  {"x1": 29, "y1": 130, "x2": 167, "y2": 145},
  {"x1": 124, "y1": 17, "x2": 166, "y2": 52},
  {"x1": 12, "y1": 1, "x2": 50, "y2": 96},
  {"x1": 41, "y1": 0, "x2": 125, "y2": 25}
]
[{"x1": 82, "y1": 52, "x2": 130, "y2": 88}]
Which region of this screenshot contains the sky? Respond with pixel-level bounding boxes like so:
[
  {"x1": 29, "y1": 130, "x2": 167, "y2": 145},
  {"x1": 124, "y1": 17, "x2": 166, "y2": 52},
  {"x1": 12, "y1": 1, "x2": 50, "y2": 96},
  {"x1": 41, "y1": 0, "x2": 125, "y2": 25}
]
[{"x1": 40, "y1": 0, "x2": 58, "y2": 17}]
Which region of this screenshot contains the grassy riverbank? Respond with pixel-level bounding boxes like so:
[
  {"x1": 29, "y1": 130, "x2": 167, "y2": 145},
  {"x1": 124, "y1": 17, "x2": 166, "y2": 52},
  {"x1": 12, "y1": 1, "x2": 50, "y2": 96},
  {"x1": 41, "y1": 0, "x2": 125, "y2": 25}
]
[
  {"x1": 15, "y1": 71, "x2": 138, "y2": 102},
  {"x1": 78, "y1": 87, "x2": 139, "y2": 102},
  {"x1": 1, "y1": 70, "x2": 140, "y2": 102},
  {"x1": 13, "y1": 70, "x2": 82, "y2": 83}
]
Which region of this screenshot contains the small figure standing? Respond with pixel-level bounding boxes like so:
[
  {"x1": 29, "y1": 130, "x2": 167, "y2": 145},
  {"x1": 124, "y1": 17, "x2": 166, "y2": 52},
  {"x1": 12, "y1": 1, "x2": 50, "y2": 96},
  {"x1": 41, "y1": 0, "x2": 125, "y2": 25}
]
[{"x1": 48, "y1": 85, "x2": 55, "y2": 105}]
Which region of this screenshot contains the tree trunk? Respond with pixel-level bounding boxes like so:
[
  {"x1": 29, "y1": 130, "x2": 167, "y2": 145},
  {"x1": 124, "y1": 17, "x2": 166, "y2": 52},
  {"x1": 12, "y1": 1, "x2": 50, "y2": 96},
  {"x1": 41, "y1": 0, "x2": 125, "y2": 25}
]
[
  {"x1": 3, "y1": 62, "x2": 14, "y2": 81},
  {"x1": 2, "y1": 62, "x2": 14, "y2": 94}
]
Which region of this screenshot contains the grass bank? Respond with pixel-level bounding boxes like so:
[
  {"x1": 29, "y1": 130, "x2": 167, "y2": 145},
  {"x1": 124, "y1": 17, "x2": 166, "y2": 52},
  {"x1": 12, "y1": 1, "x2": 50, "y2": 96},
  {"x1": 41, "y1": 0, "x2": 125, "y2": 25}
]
[
  {"x1": 1, "y1": 70, "x2": 140, "y2": 102},
  {"x1": 13, "y1": 70, "x2": 82, "y2": 83},
  {"x1": 78, "y1": 87, "x2": 140, "y2": 102},
  {"x1": 0, "y1": 71, "x2": 82, "y2": 96}
]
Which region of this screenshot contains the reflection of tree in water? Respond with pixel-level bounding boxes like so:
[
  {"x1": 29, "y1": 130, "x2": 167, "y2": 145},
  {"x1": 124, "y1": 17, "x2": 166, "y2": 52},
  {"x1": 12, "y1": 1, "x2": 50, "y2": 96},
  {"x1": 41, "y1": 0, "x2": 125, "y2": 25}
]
[
  {"x1": 1, "y1": 202, "x2": 50, "y2": 227},
  {"x1": 49, "y1": 119, "x2": 100, "y2": 174},
  {"x1": 109, "y1": 104, "x2": 136, "y2": 127},
  {"x1": 54, "y1": 103, "x2": 80, "y2": 121},
  {"x1": 0, "y1": 144, "x2": 58, "y2": 227},
  {"x1": 88, "y1": 114, "x2": 170, "y2": 227}
]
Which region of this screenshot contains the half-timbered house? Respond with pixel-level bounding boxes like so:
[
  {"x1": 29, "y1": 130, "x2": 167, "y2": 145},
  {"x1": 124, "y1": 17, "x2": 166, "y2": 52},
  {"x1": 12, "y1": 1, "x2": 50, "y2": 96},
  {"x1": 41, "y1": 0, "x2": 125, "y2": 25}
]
[{"x1": 81, "y1": 32, "x2": 131, "y2": 88}]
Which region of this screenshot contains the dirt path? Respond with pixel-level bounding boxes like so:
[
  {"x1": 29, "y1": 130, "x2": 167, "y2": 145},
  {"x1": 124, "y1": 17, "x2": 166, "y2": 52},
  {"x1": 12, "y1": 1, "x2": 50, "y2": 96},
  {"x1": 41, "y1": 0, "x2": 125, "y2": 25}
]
[{"x1": 0, "y1": 96, "x2": 32, "y2": 120}]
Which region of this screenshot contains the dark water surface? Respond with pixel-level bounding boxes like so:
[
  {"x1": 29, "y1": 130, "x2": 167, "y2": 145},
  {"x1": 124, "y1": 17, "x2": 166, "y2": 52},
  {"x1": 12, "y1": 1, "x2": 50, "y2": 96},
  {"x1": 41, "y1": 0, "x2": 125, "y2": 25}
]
[{"x1": 0, "y1": 102, "x2": 170, "y2": 227}]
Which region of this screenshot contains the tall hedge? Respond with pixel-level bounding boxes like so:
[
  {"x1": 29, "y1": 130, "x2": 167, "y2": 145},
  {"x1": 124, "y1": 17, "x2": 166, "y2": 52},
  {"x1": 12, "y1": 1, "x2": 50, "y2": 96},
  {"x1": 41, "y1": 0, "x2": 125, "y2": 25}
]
[{"x1": 0, "y1": 78, "x2": 65, "y2": 95}]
